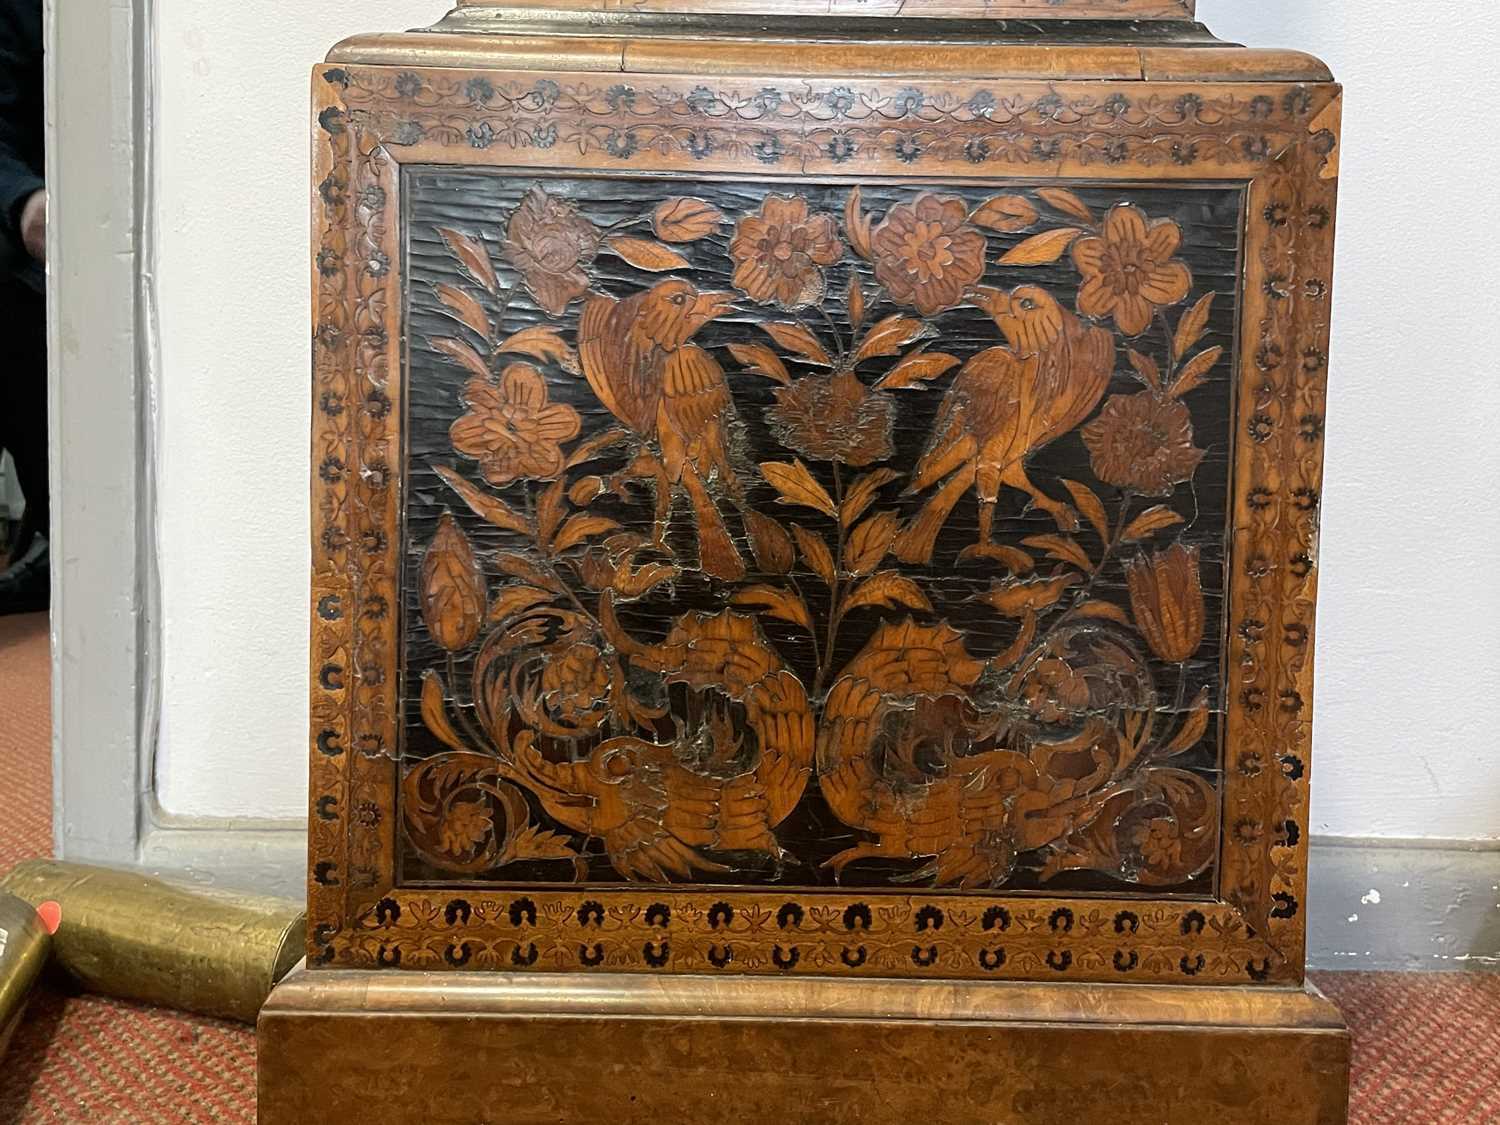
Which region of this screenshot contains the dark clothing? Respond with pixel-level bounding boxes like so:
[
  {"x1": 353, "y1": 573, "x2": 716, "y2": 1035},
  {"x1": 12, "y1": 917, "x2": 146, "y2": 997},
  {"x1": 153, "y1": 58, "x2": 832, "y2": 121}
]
[
  {"x1": 0, "y1": 0, "x2": 43, "y2": 290},
  {"x1": 0, "y1": 0, "x2": 45, "y2": 568}
]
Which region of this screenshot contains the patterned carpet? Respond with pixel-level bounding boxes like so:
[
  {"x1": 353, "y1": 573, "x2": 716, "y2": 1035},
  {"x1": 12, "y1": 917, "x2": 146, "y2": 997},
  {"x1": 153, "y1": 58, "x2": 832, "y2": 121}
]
[{"x1": 0, "y1": 609, "x2": 1496, "y2": 1123}]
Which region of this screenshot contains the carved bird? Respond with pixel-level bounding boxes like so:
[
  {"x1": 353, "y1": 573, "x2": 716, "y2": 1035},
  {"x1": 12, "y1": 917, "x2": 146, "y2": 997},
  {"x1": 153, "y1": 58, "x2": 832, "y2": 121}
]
[
  {"x1": 579, "y1": 279, "x2": 747, "y2": 581},
  {"x1": 499, "y1": 608, "x2": 815, "y2": 882},
  {"x1": 894, "y1": 285, "x2": 1116, "y2": 567}
]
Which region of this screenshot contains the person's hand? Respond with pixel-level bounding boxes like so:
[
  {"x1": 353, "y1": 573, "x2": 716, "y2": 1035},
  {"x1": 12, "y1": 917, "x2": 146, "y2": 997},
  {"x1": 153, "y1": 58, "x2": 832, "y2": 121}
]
[{"x1": 20, "y1": 189, "x2": 45, "y2": 262}]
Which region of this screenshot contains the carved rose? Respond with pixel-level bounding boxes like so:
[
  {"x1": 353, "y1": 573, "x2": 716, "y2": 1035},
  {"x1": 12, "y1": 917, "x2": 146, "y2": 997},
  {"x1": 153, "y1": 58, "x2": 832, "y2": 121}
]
[
  {"x1": 540, "y1": 642, "x2": 612, "y2": 727},
  {"x1": 729, "y1": 194, "x2": 843, "y2": 309},
  {"x1": 1125, "y1": 543, "x2": 1206, "y2": 664},
  {"x1": 1131, "y1": 816, "x2": 1183, "y2": 872},
  {"x1": 1081, "y1": 391, "x2": 1204, "y2": 496},
  {"x1": 1018, "y1": 657, "x2": 1093, "y2": 725},
  {"x1": 438, "y1": 799, "x2": 494, "y2": 858},
  {"x1": 421, "y1": 513, "x2": 486, "y2": 653},
  {"x1": 1072, "y1": 204, "x2": 1192, "y2": 336},
  {"x1": 450, "y1": 363, "x2": 581, "y2": 486},
  {"x1": 871, "y1": 193, "x2": 986, "y2": 316},
  {"x1": 503, "y1": 185, "x2": 600, "y2": 316},
  {"x1": 767, "y1": 370, "x2": 895, "y2": 467}
]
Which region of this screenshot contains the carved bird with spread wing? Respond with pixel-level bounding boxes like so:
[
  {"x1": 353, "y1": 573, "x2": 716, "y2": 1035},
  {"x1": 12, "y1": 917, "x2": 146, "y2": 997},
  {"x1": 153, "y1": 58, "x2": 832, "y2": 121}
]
[
  {"x1": 579, "y1": 279, "x2": 748, "y2": 581},
  {"x1": 894, "y1": 285, "x2": 1116, "y2": 567},
  {"x1": 499, "y1": 609, "x2": 815, "y2": 882}
]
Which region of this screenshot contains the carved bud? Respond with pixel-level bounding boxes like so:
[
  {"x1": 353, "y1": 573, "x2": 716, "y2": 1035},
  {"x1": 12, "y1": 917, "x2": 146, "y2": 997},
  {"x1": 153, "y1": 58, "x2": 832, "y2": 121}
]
[
  {"x1": 1125, "y1": 543, "x2": 1205, "y2": 664},
  {"x1": 421, "y1": 513, "x2": 486, "y2": 652}
]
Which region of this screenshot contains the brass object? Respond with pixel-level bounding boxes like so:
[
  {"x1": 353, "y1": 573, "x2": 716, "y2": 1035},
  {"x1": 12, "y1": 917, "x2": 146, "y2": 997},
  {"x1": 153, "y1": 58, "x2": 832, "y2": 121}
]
[
  {"x1": 1, "y1": 860, "x2": 304, "y2": 1024},
  {"x1": 0, "y1": 890, "x2": 52, "y2": 1059},
  {"x1": 259, "y1": 963, "x2": 1351, "y2": 1124}
]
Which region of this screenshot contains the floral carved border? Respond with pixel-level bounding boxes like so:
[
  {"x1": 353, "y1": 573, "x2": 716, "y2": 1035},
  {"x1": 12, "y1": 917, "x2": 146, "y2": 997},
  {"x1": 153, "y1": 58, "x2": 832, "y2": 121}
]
[{"x1": 308, "y1": 65, "x2": 1338, "y2": 985}]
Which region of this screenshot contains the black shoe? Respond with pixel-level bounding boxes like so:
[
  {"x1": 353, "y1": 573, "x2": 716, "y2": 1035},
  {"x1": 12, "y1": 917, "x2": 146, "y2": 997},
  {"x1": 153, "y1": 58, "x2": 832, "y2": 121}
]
[{"x1": 0, "y1": 534, "x2": 49, "y2": 615}]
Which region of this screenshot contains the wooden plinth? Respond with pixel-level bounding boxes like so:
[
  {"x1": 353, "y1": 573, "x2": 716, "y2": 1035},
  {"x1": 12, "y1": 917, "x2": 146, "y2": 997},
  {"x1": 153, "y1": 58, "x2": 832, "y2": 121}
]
[{"x1": 257, "y1": 963, "x2": 1349, "y2": 1124}]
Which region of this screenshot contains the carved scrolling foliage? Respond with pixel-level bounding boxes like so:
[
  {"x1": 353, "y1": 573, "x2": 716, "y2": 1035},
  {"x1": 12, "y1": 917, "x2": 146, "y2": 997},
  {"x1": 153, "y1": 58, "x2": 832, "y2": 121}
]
[{"x1": 405, "y1": 179, "x2": 1229, "y2": 897}]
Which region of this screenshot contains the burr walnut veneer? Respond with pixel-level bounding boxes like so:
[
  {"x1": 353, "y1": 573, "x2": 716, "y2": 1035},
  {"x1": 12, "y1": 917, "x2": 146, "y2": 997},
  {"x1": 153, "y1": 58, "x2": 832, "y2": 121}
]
[{"x1": 261, "y1": 1, "x2": 1347, "y2": 1120}]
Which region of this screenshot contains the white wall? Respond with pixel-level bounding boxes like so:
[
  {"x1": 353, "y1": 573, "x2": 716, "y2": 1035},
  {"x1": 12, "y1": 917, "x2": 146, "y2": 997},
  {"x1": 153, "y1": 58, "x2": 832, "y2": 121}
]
[
  {"x1": 153, "y1": 1, "x2": 1500, "y2": 840},
  {"x1": 151, "y1": 1, "x2": 449, "y2": 820}
]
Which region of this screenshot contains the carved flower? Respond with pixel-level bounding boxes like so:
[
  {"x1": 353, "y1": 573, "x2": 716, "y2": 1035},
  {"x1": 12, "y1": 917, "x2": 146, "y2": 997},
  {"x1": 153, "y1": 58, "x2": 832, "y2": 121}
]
[
  {"x1": 1072, "y1": 204, "x2": 1193, "y2": 336},
  {"x1": 1131, "y1": 817, "x2": 1182, "y2": 871},
  {"x1": 1081, "y1": 391, "x2": 1204, "y2": 496},
  {"x1": 767, "y1": 370, "x2": 895, "y2": 466},
  {"x1": 1125, "y1": 543, "x2": 1205, "y2": 664},
  {"x1": 450, "y1": 363, "x2": 581, "y2": 486},
  {"x1": 502, "y1": 186, "x2": 601, "y2": 316},
  {"x1": 871, "y1": 193, "x2": 987, "y2": 316},
  {"x1": 540, "y1": 643, "x2": 611, "y2": 727},
  {"x1": 729, "y1": 195, "x2": 843, "y2": 310},
  {"x1": 438, "y1": 800, "x2": 493, "y2": 857}
]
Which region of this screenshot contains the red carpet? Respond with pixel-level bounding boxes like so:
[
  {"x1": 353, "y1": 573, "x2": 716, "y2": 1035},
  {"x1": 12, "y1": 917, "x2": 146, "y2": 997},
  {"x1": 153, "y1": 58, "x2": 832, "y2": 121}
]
[{"x1": 0, "y1": 609, "x2": 1497, "y2": 1122}]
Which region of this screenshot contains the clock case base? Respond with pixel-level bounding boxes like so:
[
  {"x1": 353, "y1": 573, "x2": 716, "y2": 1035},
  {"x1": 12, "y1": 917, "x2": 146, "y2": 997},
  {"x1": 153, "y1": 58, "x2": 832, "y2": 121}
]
[{"x1": 257, "y1": 963, "x2": 1350, "y2": 1124}]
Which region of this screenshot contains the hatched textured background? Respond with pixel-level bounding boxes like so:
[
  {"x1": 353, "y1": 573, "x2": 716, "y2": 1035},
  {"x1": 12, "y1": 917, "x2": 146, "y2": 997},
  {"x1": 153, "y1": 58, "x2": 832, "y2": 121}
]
[{"x1": 0, "y1": 609, "x2": 1496, "y2": 1123}]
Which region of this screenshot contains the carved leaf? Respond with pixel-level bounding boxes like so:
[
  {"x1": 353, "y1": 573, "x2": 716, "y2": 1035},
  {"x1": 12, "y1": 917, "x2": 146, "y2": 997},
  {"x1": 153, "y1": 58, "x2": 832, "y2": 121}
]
[
  {"x1": 653, "y1": 197, "x2": 724, "y2": 243},
  {"x1": 536, "y1": 478, "x2": 568, "y2": 549},
  {"x1": 998, "y1": 228, "x2": 1083, "y2": 266},
  {"x1": 761, "y1": 460, "x2": 838, "y2": 517},
  {"x1": 613, "y1": 559, "x2": 678, "y2": 600},
  {"x1": 732, "y1": 585, "x2": 814, "y2": 631},
  {"x1": 846, "y1": 511, "x2": 900, "y2": 576},
  {"x1": 435, "y1": 227, "x2": 498, "y2": 295},
  {"x1": 1120, "y1": 506, "x2": 1185, "y2": 543},
  {"x1": 874, "y1": 351, "x2": 960, "y2": 390},
  {"x1": 853, "y1": 315, "x2": 929, "y2": 365},
  {"x1": 568, "y1": 476, "x2": 604, "y2": 506},
  {"x1": 496, "y1": 552, "x2": 565, "y2": 594},
  {"x1": 1174, "y1": 292, "x2": 1216, "y2": 361},
  {"x1": 1061, "y1": 479, "x2": 1110, "y2": 543},
  {"x1": 420, "y1": 670, "x2": 469, "y2": 753},
  {"x1": 971, "y1": 194, "x2": 1038, "y2": 233},
  {"x1": 1170, "y1": 346, "x2": 1223, "y2": 399},
  {"x1": 978, "y1": 573, "x2": 1081, "y2": 617},
  {"x1": 488, "y1": 584, "x2": 557, "y2": 624},
  {"x1": 1021, "y1": 534, "x2": 1093, "y2": 573},
  {"x1": 761, "y1": 323, "x2": 833, "y2": 367},
  {"x1": 727, "y1": 343, "x2": 792, "y2": 385},
  {"x1": 507, "y1": 824, "x2": 582, "y2": 862},
  {"x1": 1159, "y1": 688, "x2": 1212, "y2": 757},
  {"x1": 499, "y1": 325, "x2": 580, "y2": 374},
  {"x1": 430, "y1": 336, "x2": 491, "y2": 381},
  {"x1": 744, "y1": 510, "x2": 795, "y2": 574},
  {"x1": 553, "y1": 514, "x2": 622, "y2": 554},
  {"x1": 1036, "y1": 187, "x2": 1096, "y2": 225},
  {"x1": 432, "y1": 465, "x2": 531, "y2": 536},
  {"x1": 844, "y1": 572, "x2": 934, "y2": 615},
  {"x1": 1071, "y1": 600, "x2": 1132, "y2": 627},
  {"x1": 607, "y1": 235, "x2": 690, "y2": 271},
  {"x1": 565, "y1": 426, "x2": 632, "y2": 469},
  {"x1": 842, "y1": 468, "x2": 900, "y2": 528},
  {"x1": 848, "y1": 274, "x2": 866, "y2": 330},
  {"x1": 421, "y1": 513, "x2": 486, "y2": 652},
  {"x1": 434, "y1": 283, "x2": 492, "y2": 341},
  {"x1": 792, "y1": 525, "x2": 835, "y2": 585},
  {"x1": 1127, "y1": 349, "x2": 1163, "y2": 394},
  {"x1": 846, "y1": 186, "x2": 874, "y2": 261}
]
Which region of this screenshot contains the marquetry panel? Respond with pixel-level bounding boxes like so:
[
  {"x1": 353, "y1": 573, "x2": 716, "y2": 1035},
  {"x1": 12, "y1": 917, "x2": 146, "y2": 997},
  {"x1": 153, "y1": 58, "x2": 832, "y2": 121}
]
[{"x1": 309, "y1": 59, "x2": 1339, "y2": 986}]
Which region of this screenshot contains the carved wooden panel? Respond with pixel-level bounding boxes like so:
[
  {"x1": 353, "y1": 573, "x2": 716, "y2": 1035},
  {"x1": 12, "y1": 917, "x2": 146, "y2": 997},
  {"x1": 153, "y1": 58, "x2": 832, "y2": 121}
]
[{"x1": 309, "y1": 59, "x2": 1340, "y2": 984}]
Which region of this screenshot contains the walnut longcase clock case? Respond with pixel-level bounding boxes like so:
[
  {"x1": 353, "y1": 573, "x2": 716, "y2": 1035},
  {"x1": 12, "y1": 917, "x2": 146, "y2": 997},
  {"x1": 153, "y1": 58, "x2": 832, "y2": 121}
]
[{"x1": 306, "y1": 0, "x2": 1340, "y2": 990}]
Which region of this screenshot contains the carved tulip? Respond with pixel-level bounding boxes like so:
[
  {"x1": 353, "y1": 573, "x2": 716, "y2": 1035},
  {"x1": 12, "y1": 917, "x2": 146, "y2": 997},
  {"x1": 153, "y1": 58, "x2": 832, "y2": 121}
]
[
  {"x1": 1125, "y1": 543, "x2": 1205, "y2": 664},
  {"x1": 421, "y1": 513, "x2": 486, "y2": 652}
]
